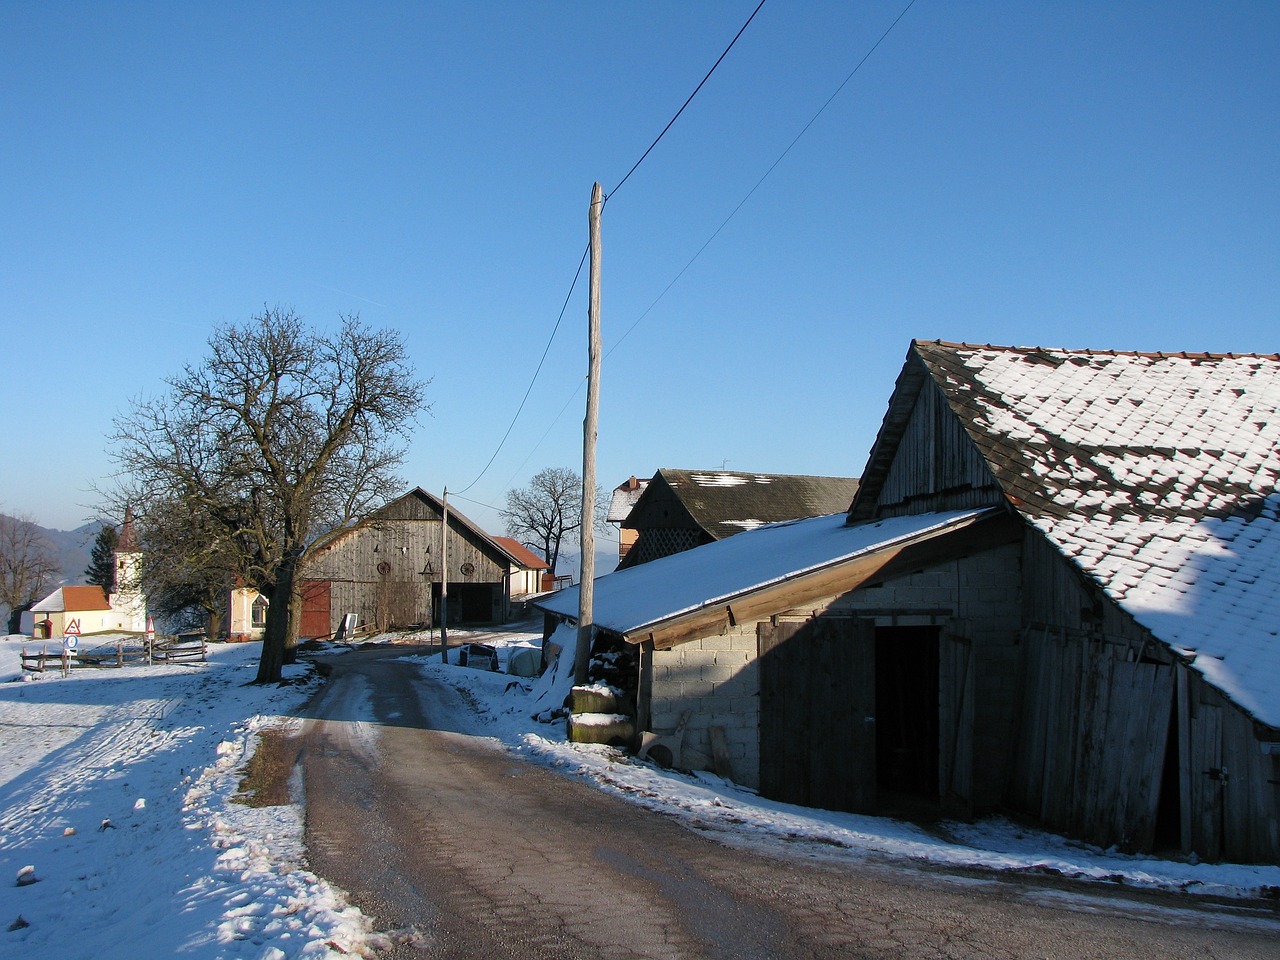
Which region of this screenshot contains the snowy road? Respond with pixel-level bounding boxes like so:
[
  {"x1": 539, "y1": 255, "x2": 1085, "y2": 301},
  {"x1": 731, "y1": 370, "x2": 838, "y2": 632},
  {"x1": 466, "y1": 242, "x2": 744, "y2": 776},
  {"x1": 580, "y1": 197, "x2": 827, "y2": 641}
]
[{"x1": 296, "y1": 645, "x2": 1280, "y2": 960}]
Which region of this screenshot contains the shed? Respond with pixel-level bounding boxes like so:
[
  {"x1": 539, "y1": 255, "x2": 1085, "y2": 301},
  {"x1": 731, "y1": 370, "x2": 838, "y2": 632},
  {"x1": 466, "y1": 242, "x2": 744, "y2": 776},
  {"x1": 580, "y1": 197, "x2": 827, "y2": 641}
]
[{"x1": 539, "y1": 341, "x2": 1280, "y2": 863}]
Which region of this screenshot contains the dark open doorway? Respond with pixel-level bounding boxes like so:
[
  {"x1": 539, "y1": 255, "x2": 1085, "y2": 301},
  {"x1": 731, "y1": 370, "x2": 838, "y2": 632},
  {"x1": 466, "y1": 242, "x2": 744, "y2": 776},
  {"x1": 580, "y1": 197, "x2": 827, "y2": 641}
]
[{"x1": 875, "y1": 625, "x2": 940, "y2": 800}]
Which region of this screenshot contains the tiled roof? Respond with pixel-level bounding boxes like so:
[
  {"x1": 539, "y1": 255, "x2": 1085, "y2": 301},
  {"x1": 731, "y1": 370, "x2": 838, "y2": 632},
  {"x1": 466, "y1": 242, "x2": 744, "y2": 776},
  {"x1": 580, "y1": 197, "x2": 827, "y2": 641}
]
[
  {"x1": 31, "y1": 585, "x2": 112, "y2": 613},
  {"x1": 635, "y1": 469, "x2": 860, "y2": 539},
  {"x1": 491, "y1": 536, "x2": 549, "y2": 571},
  {"x1": 914, "y1": 341, "x2": 1280, "y2": 726}
]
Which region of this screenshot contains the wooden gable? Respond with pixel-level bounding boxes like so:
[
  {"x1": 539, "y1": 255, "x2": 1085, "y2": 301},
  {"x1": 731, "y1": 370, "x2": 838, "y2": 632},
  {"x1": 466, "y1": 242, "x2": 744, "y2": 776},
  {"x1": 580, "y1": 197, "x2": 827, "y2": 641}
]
[{"x1": 850, "y1": 348, "x2": 1003, "y2": 522}]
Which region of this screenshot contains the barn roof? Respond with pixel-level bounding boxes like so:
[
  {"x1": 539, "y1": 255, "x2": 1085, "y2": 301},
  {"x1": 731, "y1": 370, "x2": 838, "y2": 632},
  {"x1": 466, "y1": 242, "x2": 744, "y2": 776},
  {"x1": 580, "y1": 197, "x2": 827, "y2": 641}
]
[
  {"x1": 32, "y1": 585, "x2": 111, "y2": 613},
  {"x1": 891, "y1": 340, "x2": 1280, "y2": 727},
  {"x1": 627, "y1": 468, "x2": 860, "y2": 539},
  {"x1": 537, "y1": 508, "x2": 996, "y2": 645}
]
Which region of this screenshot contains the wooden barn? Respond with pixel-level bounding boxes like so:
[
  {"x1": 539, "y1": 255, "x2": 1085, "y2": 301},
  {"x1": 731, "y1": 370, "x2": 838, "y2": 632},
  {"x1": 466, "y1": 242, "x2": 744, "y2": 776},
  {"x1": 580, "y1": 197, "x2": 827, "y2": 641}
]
[
  {"x1": 538, "y1": 341, "x2": 1280, "y2": 863},
  {"x1": 617, "y1": 468, "x2": 859, "y2": 569},
  {"x1": 296, "y1": 488, "x2": 547, "y2": 636}
]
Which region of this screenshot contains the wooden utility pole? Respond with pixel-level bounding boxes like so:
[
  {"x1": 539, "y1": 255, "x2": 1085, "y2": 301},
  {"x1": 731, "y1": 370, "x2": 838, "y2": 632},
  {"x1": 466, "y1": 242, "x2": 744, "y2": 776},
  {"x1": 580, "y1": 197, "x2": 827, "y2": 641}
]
[
  {"x1": 440, "y1": 486, "x2": 450, "y2": 663},
  {"x1": 575, "y1": 182, "x2": 603, "y2": 685}
]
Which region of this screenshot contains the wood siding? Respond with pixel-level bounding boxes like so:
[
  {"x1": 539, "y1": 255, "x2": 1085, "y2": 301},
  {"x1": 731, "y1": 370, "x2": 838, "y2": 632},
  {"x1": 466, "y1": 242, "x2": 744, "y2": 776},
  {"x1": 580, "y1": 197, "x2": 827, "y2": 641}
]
[
  {"x1": 867, "y1": 380, "x2": 1003, "y2": 519},
  {"x1": 1015, "y1": 531, "x2": 1280, "y2": 862},
  {"x1": 758, "y1": 616, "x2": 875, "y2": 812},
  {"x1": 301, "y1": 501, "x2": 513, "y2": 631}
]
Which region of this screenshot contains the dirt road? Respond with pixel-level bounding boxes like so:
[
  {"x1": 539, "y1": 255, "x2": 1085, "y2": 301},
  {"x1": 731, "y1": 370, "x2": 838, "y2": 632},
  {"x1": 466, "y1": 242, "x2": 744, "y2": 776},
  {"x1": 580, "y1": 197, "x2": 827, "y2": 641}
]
[{"x1": 298, "y1": 646, "x2": 1278, "y2": 959}]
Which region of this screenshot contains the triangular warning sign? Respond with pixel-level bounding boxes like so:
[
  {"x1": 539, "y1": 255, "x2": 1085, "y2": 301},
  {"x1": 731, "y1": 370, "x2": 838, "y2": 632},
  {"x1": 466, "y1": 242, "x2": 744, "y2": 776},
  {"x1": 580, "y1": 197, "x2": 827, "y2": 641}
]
[{"x1": 64, "y1": 619, "x2": 81, "y2": 636}]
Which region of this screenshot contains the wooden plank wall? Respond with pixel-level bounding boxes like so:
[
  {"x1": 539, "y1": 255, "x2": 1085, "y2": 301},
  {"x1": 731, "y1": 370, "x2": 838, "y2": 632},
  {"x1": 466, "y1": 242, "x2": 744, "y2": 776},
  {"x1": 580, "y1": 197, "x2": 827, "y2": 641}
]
[
  {"x1": 758, "y1": 617, "x2": 875, "y2": 813},
  {"x1": 304, "y1": 516, "x2": 508, "y2": 631},
  {"x1": 1016, "y1": 534, "x2": 1280, "y2": 861},
  {"x1": 938, "y1": 626, "x2": 974, "y2": 812},
  {"x1": 875, "y1": 381, "x2": 1003, "y2": 517},
  {"x1": 1184, "y1": 672, "x2": 1280, "y2": 862}
]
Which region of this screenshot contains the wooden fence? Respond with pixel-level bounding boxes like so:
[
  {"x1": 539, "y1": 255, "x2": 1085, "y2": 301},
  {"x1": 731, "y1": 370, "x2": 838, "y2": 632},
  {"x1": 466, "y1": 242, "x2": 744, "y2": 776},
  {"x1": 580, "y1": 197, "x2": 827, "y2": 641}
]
[{"x1": 20, "y1": 634, "x2": 206, "y2": 674}]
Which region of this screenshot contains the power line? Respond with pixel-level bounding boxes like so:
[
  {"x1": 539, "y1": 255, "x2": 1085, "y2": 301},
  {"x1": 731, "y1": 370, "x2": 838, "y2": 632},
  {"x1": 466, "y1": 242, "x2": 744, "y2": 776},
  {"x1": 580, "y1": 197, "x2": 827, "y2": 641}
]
[
  {"x1": 452, "y1": 243, "x2": 589, "y2": 495},
  {"x1": 513, "y1": 0, "x2": 920, "y2": 453},
  {"x1": 452, "y1": 3, "x2": 768, "y2": 495},
  {"x1": 607, "y1": 0, "x2": 769, "y2": 204},
  {"x1": 611, "y1": 0, "x2": 919, "y2": 354}
]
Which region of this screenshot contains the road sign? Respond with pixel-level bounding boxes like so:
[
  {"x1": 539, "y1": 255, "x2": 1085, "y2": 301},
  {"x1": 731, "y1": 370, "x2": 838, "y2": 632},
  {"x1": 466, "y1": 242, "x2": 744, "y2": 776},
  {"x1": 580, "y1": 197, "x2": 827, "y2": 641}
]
[
  {"x1": 63, "y1": 635, "x2": 78, "y2": 651},
  {"x1": 64, "y1": 619, "x2": 81, "y2": 636}
]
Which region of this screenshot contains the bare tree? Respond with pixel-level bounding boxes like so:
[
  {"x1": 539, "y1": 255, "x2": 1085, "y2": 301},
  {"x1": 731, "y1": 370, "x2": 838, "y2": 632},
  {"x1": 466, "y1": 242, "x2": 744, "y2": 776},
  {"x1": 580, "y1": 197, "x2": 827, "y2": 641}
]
[
  {"x1": 107, "y1": 308, "x2": 429, "y2": 683},
  {"x1": 133, "y1": 497, "x2": 238, "y2": 638},
  {"x1": 502, "y1": 467, "x2": 603, "y2": 578},
  {"x1": 0, "y1": 511, "x2": 59, "y2": 626}
]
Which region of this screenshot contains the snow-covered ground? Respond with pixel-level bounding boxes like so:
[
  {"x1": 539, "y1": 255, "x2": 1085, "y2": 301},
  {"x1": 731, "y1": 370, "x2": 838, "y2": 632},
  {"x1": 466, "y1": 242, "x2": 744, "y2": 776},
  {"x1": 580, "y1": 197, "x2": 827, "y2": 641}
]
[
  {"x1": 2, "y1": 624, "x2": 1278, "y2": 960},
  {"x1": 0, "y1": 634, "x2": 373, "y2": 959}
]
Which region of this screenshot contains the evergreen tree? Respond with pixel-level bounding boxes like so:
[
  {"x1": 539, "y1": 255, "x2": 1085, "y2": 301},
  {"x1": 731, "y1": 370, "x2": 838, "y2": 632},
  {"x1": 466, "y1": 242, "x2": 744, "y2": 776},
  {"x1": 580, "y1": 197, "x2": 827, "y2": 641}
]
[{"x1": 86, "y1": 524, "x2": 118, "y2": 594}]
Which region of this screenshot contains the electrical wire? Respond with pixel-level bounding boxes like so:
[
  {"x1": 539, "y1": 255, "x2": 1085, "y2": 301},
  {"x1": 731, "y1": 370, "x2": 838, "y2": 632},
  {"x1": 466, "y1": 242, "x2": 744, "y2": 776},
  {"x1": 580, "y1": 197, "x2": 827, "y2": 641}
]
[
  {"x1": 611, "y1": 0, "x2": 918, "y2": 354},
  {"x1": 452, "y1": 242, "x2": 589, "y2": 495},
  {"x1": 509, "y1": 0, "x2": 920, "y2": 457},
  {"x1": 607, "y1": 0, "x2": 768, "y2": 204},
  {"x1": 451, "y1": 2, "x2": 768, "y2": 495}
]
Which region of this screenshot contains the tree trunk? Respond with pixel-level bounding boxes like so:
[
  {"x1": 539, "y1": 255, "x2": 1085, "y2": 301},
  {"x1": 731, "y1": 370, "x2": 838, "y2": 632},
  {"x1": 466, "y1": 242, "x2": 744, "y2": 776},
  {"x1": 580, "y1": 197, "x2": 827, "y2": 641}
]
[{"x1": 256, "y1": 550, "x2": 302, "y2": 683}]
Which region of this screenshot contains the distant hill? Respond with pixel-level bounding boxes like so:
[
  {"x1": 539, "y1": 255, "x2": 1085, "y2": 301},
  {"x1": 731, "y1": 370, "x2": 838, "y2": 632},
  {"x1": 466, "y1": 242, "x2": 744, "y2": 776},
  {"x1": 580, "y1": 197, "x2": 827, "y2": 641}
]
[
  {"x1": 0, "y1": 515, "x2": 105, "y2": 587},
  {"x1": 42, "y1": 519, "x2": 107, "y2": 585}
]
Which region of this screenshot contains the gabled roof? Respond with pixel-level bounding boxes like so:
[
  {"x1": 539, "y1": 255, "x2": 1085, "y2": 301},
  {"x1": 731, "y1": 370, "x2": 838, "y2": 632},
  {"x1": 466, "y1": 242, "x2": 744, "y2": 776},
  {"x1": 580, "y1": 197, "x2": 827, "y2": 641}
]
[
  {"x1": 626, "y1": 468, "x2": 860, "y2": 539},
  {"x1": 491, "y1": 536, "x2": 548, "y2": 571},
  {"x1": 869, "y1": 340, "x2": 1280, "y2": 726},
  {"x1": 606, "y1": 476, "x2": 649, "y2": 523},
  {"x1": 538, "y1": 509, "x2": 1000, "y2": 648},
  {"x1": 32, "y1": 585, "x2": 111, "y2": 613},
  {"x1": 308, "y1": 488, "x2": 531, "y2": 571}
]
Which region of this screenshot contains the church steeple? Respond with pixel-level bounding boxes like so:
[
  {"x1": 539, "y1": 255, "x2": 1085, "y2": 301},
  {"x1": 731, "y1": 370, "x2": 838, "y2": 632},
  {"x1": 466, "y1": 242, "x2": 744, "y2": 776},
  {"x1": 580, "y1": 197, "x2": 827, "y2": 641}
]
[
  {"x1": 116, "y1": 504, "x2": 138, "y2": 554},
  {"x1": 109, "y1": 505, "x2": 147, "y2": 632}
]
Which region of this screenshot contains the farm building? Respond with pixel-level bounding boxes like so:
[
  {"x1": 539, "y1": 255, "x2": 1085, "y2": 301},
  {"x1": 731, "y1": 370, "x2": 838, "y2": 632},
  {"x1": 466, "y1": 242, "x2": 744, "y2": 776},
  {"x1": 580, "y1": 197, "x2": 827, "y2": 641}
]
[
  {"x1": 606, "y1": 475, "x2": 649, "y2": 564},
  {"x1": 539, "y1": 341, "x2": 1280, "y2": 863},
  {"x1": 288, "y1": 488, "x2": 547, "y2": 637},
  {"x1": 617, "y1": 468, "x2": 859, "y2": 569}
]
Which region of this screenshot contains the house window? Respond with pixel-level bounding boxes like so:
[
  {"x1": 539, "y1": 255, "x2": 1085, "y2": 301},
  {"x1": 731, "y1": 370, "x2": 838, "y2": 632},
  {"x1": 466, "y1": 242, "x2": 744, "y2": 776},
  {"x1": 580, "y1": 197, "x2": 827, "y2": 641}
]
[{"x1": 251, "y1": 596, "x2": 269, "y2": 628}]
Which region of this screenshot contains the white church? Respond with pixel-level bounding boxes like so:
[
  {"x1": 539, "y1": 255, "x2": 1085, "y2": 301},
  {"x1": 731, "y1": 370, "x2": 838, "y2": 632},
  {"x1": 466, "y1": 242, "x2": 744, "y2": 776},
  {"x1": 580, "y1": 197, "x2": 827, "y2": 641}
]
[{"x1": 28, "y1": 507, "x2": 148, "y2": 638}]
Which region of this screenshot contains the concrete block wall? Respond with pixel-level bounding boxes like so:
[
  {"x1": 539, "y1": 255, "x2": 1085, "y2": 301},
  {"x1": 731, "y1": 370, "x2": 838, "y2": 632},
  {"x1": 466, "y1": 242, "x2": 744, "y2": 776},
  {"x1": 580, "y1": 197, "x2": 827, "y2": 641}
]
[{"x1": 650, "y1": 625, "x2": 761, "y2": 788}]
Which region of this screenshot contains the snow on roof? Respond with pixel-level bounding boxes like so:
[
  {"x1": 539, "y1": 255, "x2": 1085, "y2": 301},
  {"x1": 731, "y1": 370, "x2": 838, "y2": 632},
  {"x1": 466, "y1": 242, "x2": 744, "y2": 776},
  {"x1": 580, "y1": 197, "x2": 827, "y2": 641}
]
[
  {"x1": 632, "y1": 468, "x2": 860, "y2": 541},
  {"x1": 916, "y1": 342, "x2": 1280, "y2": 727},
  {"x1": 606, "y1": 476, "x2": 649, "y2": 523},
  {"x1": 31, "y1": 585, "x2": 111, "y2": 613},
  {"x1": 538, "y1": 509, "x2": 991, "y2": 637}
]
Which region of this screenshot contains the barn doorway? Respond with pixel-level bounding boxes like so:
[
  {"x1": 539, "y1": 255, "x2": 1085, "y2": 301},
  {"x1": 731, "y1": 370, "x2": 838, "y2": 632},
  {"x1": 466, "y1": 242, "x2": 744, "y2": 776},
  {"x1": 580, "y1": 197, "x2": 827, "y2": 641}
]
[{"x1": 875, "y1": 625, "x2": 940, "y2": 801}]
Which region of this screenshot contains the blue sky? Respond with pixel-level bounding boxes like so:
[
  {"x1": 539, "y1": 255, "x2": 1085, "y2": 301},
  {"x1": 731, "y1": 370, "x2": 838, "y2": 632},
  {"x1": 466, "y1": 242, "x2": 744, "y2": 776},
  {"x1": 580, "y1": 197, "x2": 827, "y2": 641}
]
[{"x1": 3, "y1": 2, "x2": 1277, "y2": 551}]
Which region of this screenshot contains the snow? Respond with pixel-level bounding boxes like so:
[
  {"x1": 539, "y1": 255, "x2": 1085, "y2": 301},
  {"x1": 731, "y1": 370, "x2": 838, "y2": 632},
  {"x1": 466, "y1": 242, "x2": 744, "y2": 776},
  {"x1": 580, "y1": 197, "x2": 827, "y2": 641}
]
[
  {"x1": 420, "y1": 627, "x2": 1280, "y2": 902},
  {"x1": 2, "y1": 624, "x2": 1278, "y2": 960},
  {"x1": 538, "y1": 509, "x2": 994, "y2": 636},
  {"x1": 0, "y1": 634, "x2": 378, "y2": 959},
  {"x1": 932, "y1": 346, "x2": 1280, "y2": 727}
]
